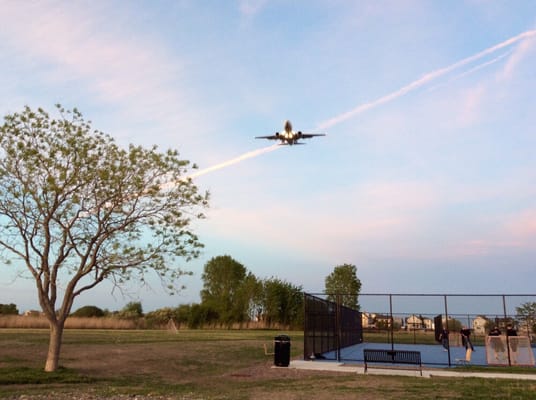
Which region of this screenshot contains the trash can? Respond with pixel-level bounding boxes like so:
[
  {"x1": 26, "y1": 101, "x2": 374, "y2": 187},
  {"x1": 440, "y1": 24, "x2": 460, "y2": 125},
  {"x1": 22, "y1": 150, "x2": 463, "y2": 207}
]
[{"x1": 274, "y1": 334, "x2": 291, "y2": 367}]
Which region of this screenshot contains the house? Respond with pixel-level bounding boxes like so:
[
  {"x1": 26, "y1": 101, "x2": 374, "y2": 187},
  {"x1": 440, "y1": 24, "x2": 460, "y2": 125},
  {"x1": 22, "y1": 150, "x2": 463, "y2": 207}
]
[
  {"x1": 375, "y1": 314, "x2": 394, "y2": 329},
  {"x1": 23, "y1": 310, "x2": 42, "y2": 317},
  {"x1": 472, "y1": 316, "x2": 488, "y2": 335},
  {"x1": 361, "y1": 312, "x2": 376, "y2": 329},
  {"x1": 423, "y1": 317, "x2": 433, "y2": 330},
  {"x1": 406, "y1": 314, "x2": 433, "y2": 330}
]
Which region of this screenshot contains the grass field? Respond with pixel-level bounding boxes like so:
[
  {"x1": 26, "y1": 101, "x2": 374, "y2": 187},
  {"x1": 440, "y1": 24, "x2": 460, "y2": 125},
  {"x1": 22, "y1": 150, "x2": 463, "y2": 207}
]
[{"x1": 1, "y1": 329, "x2": 535, "y2": 399}]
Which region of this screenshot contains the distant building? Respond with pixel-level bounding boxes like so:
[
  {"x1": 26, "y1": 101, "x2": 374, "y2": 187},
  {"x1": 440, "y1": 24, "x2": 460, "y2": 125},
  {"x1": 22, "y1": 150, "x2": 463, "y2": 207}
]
[
  {"x1": 472, "y1": 316, "x2": 488, "y2": 335},
  {"x1": 361, "y1": 312, "x2": 376, "y2": 329},
  {"x1": 374, "y1": 314, "x2": 392, "y2": 329},
  {"x1": 23, "y1": 310, "x2": 42, "y2": 317},
  {"x1": 406, "y1": 314, "x2": 433, "y2": 330}
]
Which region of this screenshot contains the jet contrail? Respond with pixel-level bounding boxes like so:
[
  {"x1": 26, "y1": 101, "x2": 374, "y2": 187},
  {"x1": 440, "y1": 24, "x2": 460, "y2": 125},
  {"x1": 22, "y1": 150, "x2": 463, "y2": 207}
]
[
  {"x1": 427, "y1": 50, "x2": 513, "y2": 92},
  {"x1": 174, "y1": 29, "x2": 536, "y2": 183},
  {"x1": 160, "y1": 144, "x2": 281, "y2": 187},
  {"x1": 317, "y1": 29, "x2": 536, "y2": 130},
  {"x1": 186, "y1": 144, "x2": 280, "y2": 180}
]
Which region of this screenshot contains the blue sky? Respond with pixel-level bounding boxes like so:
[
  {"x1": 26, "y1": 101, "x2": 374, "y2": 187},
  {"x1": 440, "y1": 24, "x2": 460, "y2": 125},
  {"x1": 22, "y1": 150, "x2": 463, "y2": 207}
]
[{"x1": 1, "y1": 1, "x2": 536, "y2": 313}]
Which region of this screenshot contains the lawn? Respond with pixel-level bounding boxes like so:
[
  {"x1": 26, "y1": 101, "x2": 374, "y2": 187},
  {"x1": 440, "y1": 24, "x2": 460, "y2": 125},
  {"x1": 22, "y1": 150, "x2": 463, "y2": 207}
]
[{"x1": 0, "y1": 329, "x2": 535, "y2": 399}]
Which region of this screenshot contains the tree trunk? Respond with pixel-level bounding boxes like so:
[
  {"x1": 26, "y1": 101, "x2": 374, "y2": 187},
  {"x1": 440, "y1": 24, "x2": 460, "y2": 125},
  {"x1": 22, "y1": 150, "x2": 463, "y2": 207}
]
[{"x1": 44, "y1": 321, "x2": 64, "y2": 372}]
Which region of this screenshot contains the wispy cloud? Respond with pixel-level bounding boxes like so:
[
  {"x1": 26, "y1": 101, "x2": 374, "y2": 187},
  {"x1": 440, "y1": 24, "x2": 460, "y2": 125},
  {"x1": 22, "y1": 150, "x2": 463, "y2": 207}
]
[
  {"x1": 0, "y1": 2, "x2": 205, "y2": 144},
  {"x1": 504, "y1": 209, "x2": 536, "y2": 242},
  {"x1": 500, "y1": 34, "x2": 536, "y2": 80},
  {"x1": 203, "y1": 179, "x2": 441, "y2": 261},
  {"x1": 239, "y1": 0, "x2": 269, "y2": 17}
]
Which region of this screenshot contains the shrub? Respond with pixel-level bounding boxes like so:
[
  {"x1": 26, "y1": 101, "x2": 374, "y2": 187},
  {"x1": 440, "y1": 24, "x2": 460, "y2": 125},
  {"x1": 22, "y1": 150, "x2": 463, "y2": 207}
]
[
  {"x1": 0, "y1": 303, "x2": 19, "y2": 315},
  {"x1": 71, "y1": 306, "x2": 105, "y2": 318}
]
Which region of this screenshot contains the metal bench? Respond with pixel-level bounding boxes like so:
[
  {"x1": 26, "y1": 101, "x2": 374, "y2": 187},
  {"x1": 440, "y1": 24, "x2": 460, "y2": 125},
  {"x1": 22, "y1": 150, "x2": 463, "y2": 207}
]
[{"x1": 363, "y1": 349, "x2": 422, "y2": 376}]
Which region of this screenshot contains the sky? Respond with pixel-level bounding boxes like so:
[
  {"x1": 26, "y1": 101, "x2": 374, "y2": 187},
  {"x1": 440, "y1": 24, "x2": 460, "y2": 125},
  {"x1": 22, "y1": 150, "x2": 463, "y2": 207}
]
[{"x1": 1, "y1": 1, "x2": 536, "y2": 314}]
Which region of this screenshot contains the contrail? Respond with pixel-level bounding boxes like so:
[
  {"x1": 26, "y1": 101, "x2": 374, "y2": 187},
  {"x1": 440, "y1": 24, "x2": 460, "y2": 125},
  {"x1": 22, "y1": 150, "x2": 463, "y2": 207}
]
[
  {"x1": 186, "y1": 144, "x2": 280, "y2": 180},
  {"x1": 160, "y1": 144, "x2": 281, "y2": 187},
  {"x1": 177, "y1": 30, "x2": 536, "y2": 183},
  {"x1": 317, "y1": 29, "x2": 536, "y2": 130},
  {"x1": 426, "y1": 50, "x2": 513, "y2": 92}
]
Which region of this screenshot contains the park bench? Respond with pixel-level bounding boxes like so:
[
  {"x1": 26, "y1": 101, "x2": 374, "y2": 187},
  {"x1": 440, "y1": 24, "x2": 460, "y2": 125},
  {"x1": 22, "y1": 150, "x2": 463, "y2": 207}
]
[{"x1": 363, "y1": 349, "x2": 422, "y2": 376}]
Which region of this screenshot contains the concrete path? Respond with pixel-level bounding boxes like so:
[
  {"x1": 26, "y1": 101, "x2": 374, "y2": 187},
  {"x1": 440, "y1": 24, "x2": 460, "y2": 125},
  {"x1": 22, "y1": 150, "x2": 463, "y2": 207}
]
[{"x1": 288, "y1": 360, "x2": 536, "y2": 380}]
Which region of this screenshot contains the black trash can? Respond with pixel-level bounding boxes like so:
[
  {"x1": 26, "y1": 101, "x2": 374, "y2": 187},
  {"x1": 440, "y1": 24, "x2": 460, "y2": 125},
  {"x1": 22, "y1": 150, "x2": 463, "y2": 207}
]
[{"x1": 274, "y1": 334, "x2": 290, "y2": 367}]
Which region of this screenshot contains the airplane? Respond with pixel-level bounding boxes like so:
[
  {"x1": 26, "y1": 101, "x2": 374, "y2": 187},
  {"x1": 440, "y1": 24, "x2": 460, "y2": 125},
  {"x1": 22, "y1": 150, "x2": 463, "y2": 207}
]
[{"x1": 255, "y1": 120, "x2": 326, "y2": 145}]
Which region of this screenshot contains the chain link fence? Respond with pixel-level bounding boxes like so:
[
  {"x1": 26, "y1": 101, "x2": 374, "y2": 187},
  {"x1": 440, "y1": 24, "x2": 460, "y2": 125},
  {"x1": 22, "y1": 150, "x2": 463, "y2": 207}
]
[{"x1": 304, "y1": 293, "x2": 536, "y2": 366}]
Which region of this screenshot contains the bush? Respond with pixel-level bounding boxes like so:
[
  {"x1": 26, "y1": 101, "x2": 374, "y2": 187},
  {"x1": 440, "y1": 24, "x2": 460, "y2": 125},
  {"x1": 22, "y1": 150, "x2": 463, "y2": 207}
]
[
  {"x1": 145, "y1": 307, "x2": 176, "y2": 328},
  {"x1": 0, "y1": 303, "x2": 19, "y2": 315},
  {"x1": 117, "y1": 302, "x2": 143, "y2": 320},
  {"x1": 71, "y1": 305, "x2": 105, "y2": 318}
]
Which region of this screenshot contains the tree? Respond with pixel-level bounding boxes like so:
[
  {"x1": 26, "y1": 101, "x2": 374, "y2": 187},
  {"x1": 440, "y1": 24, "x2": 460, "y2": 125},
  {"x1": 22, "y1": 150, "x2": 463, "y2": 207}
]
[
  {"x1": 187, "y1": 303, "x2": 218, "y2": 329},
  {"x1": 445, "y1": 318, "x2": 462, "y2": 333},
  {"x1": 144, "y1": 307, "x2": 176, "y2": 328},
  {"x1": 71, "y1": 305, "x2": 105, "y2": 318},
  {"x1": 516, "y1": 301, "x2": 536, "y2": 335},
  {"x1": 260, "y1": 278, "x2": 303, "y2": 328},
  {"x1": 200, "y1": 255, "x2": 253, "y2": 325},
  {"x1": 117, "y1": 301, "x2": 144, "y2": 319},
  {"x1": 175, "y1": 304, "x2": 193, "y2": 327},
  {"x1": 0, "y1": 303, "x2": 19, "y2": 315},
  {"x1": 324, "y1": 263, "x2": 362, "y2": 310},
  {"x1": 0, "y1": 105, "x2": 208, "y2": 371}
]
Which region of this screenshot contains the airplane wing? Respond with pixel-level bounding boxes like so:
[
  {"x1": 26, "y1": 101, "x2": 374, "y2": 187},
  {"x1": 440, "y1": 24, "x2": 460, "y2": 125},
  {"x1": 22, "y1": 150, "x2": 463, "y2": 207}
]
[
  {"x1": 255, "y1": 135, "x2": 280, "y2": 140},
  {"x1": 299, "y1": 133, "x2": 326, "y2": 139}
]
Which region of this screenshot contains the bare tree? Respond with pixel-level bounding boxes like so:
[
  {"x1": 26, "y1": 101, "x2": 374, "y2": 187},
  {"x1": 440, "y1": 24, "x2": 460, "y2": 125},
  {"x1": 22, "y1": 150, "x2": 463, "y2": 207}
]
[{"x1": 0, "y1": 105, "x2": 208, "y2": 371}]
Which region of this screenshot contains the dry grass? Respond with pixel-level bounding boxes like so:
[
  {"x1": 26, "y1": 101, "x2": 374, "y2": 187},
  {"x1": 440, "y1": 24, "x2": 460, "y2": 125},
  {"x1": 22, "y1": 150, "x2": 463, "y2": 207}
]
[
  {"x1": 0, "y1": 315, "x2": 137, "y2": 329},
  {"x1": 0, "y1": 315, "x2": 290, "y2": 331}
]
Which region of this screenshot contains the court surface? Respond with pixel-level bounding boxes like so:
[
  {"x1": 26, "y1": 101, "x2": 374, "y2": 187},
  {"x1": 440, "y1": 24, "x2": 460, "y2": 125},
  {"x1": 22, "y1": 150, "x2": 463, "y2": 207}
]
[{"x1": 322, "y1": 342, "x2": 536, "y2": 367}]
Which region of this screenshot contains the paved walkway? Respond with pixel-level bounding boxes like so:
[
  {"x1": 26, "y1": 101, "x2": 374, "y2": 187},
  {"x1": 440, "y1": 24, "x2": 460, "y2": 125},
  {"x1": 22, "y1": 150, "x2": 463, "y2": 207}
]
[{"x1": 288, "y1": 360, "x2": 536, "y2": 380}]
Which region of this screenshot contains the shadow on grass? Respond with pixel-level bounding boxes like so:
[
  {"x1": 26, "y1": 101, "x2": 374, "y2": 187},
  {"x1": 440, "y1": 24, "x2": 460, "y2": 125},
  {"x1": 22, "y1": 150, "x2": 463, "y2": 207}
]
[{"x1": 0, "y1": 366, "x2": 95, "y2": 385}]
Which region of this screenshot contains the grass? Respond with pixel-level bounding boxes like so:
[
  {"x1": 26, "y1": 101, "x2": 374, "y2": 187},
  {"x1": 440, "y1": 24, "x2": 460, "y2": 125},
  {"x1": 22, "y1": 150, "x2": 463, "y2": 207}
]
[{"x1": 0, "y1": 329, "x2": 535, "y2": 399}]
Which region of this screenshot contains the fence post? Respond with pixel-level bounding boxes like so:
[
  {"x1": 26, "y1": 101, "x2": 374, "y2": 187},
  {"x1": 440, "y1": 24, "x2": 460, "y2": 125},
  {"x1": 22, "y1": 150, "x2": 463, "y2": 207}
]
[
  {"x1": 444, "y1": 295, "x2": 451, "y2": 367},
  {"x1": 336, "y1": 294, "x2": 341, "y2": 362},
  {"x1": 389, "y1": 294, "x2": 394, "y2": 352},
  {"x1": 503, "y1": 295, "x2": 512, "y2": 366}
]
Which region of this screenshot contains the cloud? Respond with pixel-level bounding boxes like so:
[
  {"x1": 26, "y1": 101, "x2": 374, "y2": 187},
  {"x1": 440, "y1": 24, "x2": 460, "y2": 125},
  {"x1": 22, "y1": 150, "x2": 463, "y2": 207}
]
[
  {"x1": 500, "y1": 35, "x2": 536, "y2": 80},
  {"x1": 203, "y1": 179, "x2": 441, "y2": 261},
  {"x1": 457, "y1": 84, "x2": 487, "y2": 126},
  {"x1": 239, "y1": 0, "x2": 269, "y2": 16},
  {"x1": 504, "y1": 209, "x2": 536, "y2": 242},
  {"x1": 452, "y1": 239, "x2": 524, "y2": 257},
  {"x1": 204, "y1": 163, "x2": 536, "y2": 266},
  {"x1": 0, "y1": 2, "x2": 206, "y2": 144}
]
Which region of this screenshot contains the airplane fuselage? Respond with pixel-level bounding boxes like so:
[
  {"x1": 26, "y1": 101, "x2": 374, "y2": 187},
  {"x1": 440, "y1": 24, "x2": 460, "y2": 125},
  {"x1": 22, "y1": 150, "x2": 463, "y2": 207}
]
[{"x1": 278, "y1": 120, "x2": 302, "y2": 144}]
